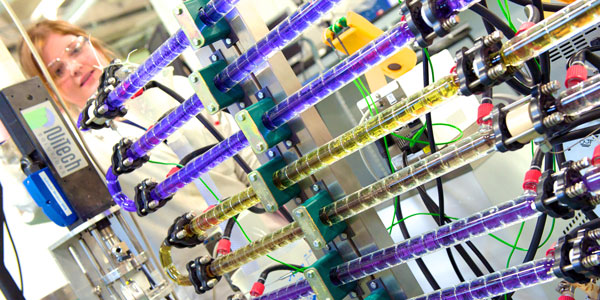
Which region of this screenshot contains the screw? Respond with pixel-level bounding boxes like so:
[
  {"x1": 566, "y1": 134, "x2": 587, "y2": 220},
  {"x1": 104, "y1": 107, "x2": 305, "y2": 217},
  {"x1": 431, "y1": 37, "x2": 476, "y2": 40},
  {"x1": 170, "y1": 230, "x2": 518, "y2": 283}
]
[
  {"x1": 239, "y1": 102, "x2": 246, "y2": 108},
  {"x1": 176, "y1": 230, "x2": 187, "y2": 239},
  {"x1": 267, "y1": 150, "x2": 275, "y2": 158},
  {"x1": 541, "y1": 80, "x2": 561, "y2": 95},
  {"x1": 107, "y1": 77, "x2": 116, "y2": 85},
  {"x1": 306, "y1": 270, "x2": 316, "y2": 278},
  {"x1": 97, "y1": 104, "x2": 108, "y2": 114},
  {"x1": 312, "y1": 184, "x2": 320, "y2": 192},
  {"x1": 191, "y1": 75, "x2": 200, "y2": 83},
  {"x1": 249, "y1": 173, "x2": 258, "y2": 182},
  {"x1": 148, "y1": 200, "x2": 159, "y2": 209},
  {"x1": 192, "y1": 38, "x2": 202, "y2": 47},
  {"x1": 266, "y1": 204, "x2": 275, "y2": 211},
  {"x1": 582, "y1": 254, "x2": 600, "y2": 268},
  {"x1": 257, "y1": 91, "x2": 265, "y2": 99},
  {"x1": 340, "y1": 233, "x2": 348, "y2": 240},
  {"x1": 199, "y1": 256, "x2": 211, "y2": 264},
  {"x1": 542, "y1": 112, "x2": 565, "y2": 128},
  {"x1": 573, "y1": 157, "x2": 591, "y2": 171},
  {"x1": 313, "y1": 240, "x2": 322, "y2": 248},
  {"x1": 225, "y1": 38, "x2": 232, "y2": 45},
  {"x1": 441, "y1": 15, "x2": 460, "y2": 31},
  {"x1": 483, "y1": 31, "x2": 504, "y2": 46},
  {"x1": 207, "y1": 279, "x2": 218, "y2": 288},
  {"x1": 104, "y1": 86, "x2": 114, "y2": 93},
  {"x1": 294, "y1": 210, "x2": 303, "y2": 218},
  {"x1": 237, "y1": 113, "x2": 246, "y2": 121},
  {"x1": 369, "y1": 281, "x2": 378, "y2": 289},
  {"x1": 590, "y1": 195, "x2": 600, "y2": 206},
  {"x1": 256, "y1": 143, "x2": 266, "y2": 151},
  {"x1": 487, "y1": 63, "x2": 507, "y2": 80},
  {"x1": 175, "y1": 7, "x2": 184, "y2": 15},
  {"x1": 587, "y1": 228, "x2": 600, "y2": 240},
  {"x1": 285, "y1": 140, "x2": 293, "y2": 147},
  {"x1": 210, "y1": 54, "x2": 218, "y2": 62},
  {"x1": 566, "y1": 182, "x2": 588, "y2": 198},
  {"x1": 208, "y1": 104, "x2": 218, "y2": 113},
  {"x1": 123, "y1": 157, "x2": 134, "y2": 167}
]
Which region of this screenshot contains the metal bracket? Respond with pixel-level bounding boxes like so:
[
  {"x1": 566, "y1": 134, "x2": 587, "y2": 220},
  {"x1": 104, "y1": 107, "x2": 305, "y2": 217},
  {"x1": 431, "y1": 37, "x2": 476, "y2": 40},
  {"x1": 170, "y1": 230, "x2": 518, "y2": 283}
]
[
  {"x1": 236, "y1": 98, "x2": 292, "y2": 153},
  {"x1": 248, "y1": 157, "x2": 299, "y2": 212},
  {"x1": 293, "y1": 190, "x2": 346, "y2": 250},
  {"x1": 304, "y1": 251, "x2": 356, "y2": 300},
  {"x1": 101, "y1": 252, "x2": 148, "y2": 285},
  {"x1": 174, "y1": 0, "x2": 233, "y2": 49},
  {"x1": 174, "y1": 3, "x2": 205, "y2": 49},
  {"x1": 189, "y1": 59, "x2": 244, "y2": 114}
]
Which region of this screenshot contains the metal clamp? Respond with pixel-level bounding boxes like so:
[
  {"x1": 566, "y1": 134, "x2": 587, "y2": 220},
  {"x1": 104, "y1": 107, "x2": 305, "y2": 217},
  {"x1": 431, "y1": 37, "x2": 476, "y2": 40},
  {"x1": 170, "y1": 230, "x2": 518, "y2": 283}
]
[
  {"x1": 248, "y1": 157, "x2": 299, "y2": 212},
  {"x1": 174, "y1": 3, "x2": 205, "y2": 49},
  {"x1": 236, "y1": 98, "x2": 292, "y2": 154},
  {"x1": 304, "y1": 251, "x2": 356, "y2": 300},
  {"x1": 189, "y1": 59, "x2": 244, "y2": 114},
  {"x1": 292, "y1": 190, "x2": 346, "y2": 250},
  {"x1": 111, "y1": 138, "x2": 149, "y2": 175}
]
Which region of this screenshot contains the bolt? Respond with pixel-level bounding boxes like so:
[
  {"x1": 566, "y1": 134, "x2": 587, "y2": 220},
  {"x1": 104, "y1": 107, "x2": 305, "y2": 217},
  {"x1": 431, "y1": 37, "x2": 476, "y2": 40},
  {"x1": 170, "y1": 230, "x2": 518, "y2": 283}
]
[
  {"x1": 441, "y1": 15, "x2": 460, "y2": 31},
  {"x1": 266, "y1": 204, "x2": 275, "y2": 212},
  {"x1": 590, "y1": 195, "x2": 600, "y2": 206},
  {"x1": 566, "y1": 182, "x2": 588, "y2": 198},
  {"x1": 199, "y1": 256, "x2": 211, "y2": 264},
  {"x1": 256, "y1": 143, "x2": 266, "y2": 151},
  {"x1": 210, "y1": 54, "x2": 218, "y2": 62},
  {"x1": 369, "y1": 281, "x2": 378, "y2": 289},
  {"x1": 208, "y1": 104, "x2": 218, "y2": 113},
  {"x1": 483, "y1": 31, "x2": 504, "y2": 46},
  {"x1": 340, "y1": 233, "x2": 348, "y2": 240},
  {"x1": 487, "y1": 63, "x2": 507, "y2": 80},
  {"x1": 225, "y1": 38, "x2": 232, "y2": 45},
  {"x1": 312, "y1": 184, "x2": 320, "y2": 192},
  {"x1": 249, "y1": 173, "x2": 258, "y2": 182},
  {"x1": 107, "y1": 77, "x2": 116, "y2": 85},
  {"x1": 543, "y1": 113, "x2": 565, "y2": 128},
  {"x1": 175, "y1": 7, "x2": 184, "y2": 15},
  {"x1": 294, "y1": 210, "x2": 303, "y2": 218},
  {"x1": 257, "y1": 91, "x2": 265, "y2": 99},
  {"x1": 267, "y1": 150, "x2": 275, "y2": 158},
  {"x1": 97, "y1": 104, "x2": 108, "y2": 114},
  {"x1": 207, "y1": 279, "x2": 218, "y2": 288},
  {"x1": 192, "y1": 38, "x2": 202, "y2": 47},
  {"x1": 582, "y1": 254, "x2": 600, "y2": 268},
  {"x1": 541, "y1": 80, "x2": 561, "y2": 95},
  {"x1": 148, "y1": 200, "x2": 159, "y2": 209},
  {"x1": 191, "y1": 75, "x2": 200, "y2": 83},
  {"x1": 349, "y1": 292, "x2": 358, "y2": 298},
  {"x1": 587, "y1": 228, "x2": 600, "y2": 240},
  {"x1": 176, "y1": 230, "x2": 187, "y2": 239},
  {"x1": 239, "y1": 102, "x2": 246, "y2": 108},
  {"x1": 123, "y1": 157, "x2": 134, "y2": 167},
  {"x1": 306, "y1": 270, "x2": 316, "y2": 278},
  {"x1": 237, "y1": 113, "x2": 246, "y2": 121},
  {"x1": 312, "y1": 240, "x2": 322, "y2": 248},
  {"x1": 186, "y1": 212, "x2": 196, "y2": 220},
  {"x1": 285, "y1": 140, "x2": 293, "y2": 147},
  {"x1": 104, "y1": 86, "x2": 114, "y2": 93},
  {"x1": 573, "y1": 157, "x2": 591, "y2": 171},
  {"x1": 144, "y1": 178, "x2": 155, "y2": 185},
  {"x1": 119, "y1": 106, "x2": 128, "y2": 114}
]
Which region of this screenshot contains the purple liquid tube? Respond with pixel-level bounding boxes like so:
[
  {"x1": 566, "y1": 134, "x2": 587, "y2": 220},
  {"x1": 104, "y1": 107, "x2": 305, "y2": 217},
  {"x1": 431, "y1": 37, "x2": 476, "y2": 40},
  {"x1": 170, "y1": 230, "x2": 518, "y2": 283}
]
[
  {"x1": 200, "y1": 0, "x2": 241, "y2": 27},
  {"x1": 213, "y1": 0, "x2": 342, "y2": 92},
  {"x1": 409, "y1": 258, "x2": 556, "y2": 300},
  {"x1": 150, "y1": 130, "x2": 249, "y2": 200},
  {"x1": 106, "y1": 168, "x2": 136, "y2": 212},
  {"x1": 262, "y1": 22, "x2": 415, "y2": 130},
  {"x1": 253, "y1": 279, "x2": 313, "y2": 300}
]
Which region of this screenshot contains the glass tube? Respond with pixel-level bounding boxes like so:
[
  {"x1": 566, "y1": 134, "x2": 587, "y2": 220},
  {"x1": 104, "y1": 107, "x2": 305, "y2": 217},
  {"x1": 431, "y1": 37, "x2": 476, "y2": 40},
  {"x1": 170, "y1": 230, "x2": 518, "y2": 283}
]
[
  {"x1": 199, "y1": 0, "x2": 241, "y2": 27},
  {"x1": 208, "y1": 222, "x2": 304, "y2": 276},
  {"x1": 150, "y1": 130, "x2": 249, "y2": 200},
  {"x1": 188, "y1": 187, "x2": 260, "y2": 236},
  {"x1": 331, "y1": 195, "x2": 539, "y2": 285},
  {"x1": 409, "y1": 258, "x2": 555, "y2": 300},
  {"x1": 254, "y1": 279, "x2": 314, "y2": 300},
  {"x1": 272, "y1": 75, "x2": 460, "y2": 190},
  {"x1": 128, "y1": 94, "x2": 204, "y2": 159},
  {"x1": 262, "y1": 22, "x2": 415, "y2": 130},
  {"x1": 500, "y1": 0, "x2": 600, "y2": 67},
  {"x1": 320, "y1": 130, "x2": 497, "y2": 226},
  {"x1": 106, "y1": 29, "x2": 190, "y2": 109},
  {"x1": 159, "y1": 244, "x2": 192, "y2": 286},
  {"x1": 213, "y1": 0, "x2": 342, "y2": 92},
  {"x1": 558, "y1": 74, "x2": 600, "y2": 117}
]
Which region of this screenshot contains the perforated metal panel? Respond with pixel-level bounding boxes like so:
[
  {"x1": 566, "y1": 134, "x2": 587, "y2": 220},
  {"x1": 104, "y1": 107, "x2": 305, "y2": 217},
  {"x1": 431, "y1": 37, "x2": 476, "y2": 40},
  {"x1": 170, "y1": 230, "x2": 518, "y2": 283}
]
[{"x1": 549, "y1": 24, "x2": 600, "y2": 81}]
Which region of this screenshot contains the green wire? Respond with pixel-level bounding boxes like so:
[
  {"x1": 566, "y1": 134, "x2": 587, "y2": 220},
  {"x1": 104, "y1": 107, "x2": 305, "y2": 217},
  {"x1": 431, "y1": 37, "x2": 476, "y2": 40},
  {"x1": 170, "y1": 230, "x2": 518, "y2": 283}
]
[
  {"x1": 423, "y1": 48, "x2": 435, "y2": 82},
  {"x1": 505, "y1": 221, "x2": 525, "y2": 300},
  {"x1": 147, "y1": 160, "x2": 307, "y2": 273},
  {"x1": 497, "y1": 0, "x2": 517, "y2": 32}
]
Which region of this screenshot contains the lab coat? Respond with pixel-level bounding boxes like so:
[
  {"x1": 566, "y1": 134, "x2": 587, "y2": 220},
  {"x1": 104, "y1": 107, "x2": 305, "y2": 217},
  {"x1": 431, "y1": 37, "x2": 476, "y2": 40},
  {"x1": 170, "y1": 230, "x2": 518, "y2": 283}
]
[{"x1": 81, "y1": 66, "x2": 288, "y2": 299}]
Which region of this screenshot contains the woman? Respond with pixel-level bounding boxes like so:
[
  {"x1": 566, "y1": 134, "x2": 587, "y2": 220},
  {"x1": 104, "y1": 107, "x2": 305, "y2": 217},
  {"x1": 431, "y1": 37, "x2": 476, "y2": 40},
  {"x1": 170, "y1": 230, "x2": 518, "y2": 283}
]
[{"x1": 18, "y1": 20, "x2": 288, "y2": 298}]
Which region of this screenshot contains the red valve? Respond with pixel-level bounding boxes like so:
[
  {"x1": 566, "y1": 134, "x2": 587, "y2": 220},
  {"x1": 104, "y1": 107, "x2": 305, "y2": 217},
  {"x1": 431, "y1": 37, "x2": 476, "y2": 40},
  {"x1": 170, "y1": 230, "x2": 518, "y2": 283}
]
[
  {"x1": 477, "y1": 103, "x2": 494, "y2": 125},
  {"x1": 516, "y1": 22, "x2": 535, "y2": 36},
  {"x1": 523, "y1": 169, "x2": 542, "y2": 192},
  {"x1": 565, "y1": 65, "x2": 588, "y2": 88},
  {"x1": 558, "y1": 295, "x2": 575, "y2": 300},
  {"x1": 216, "y1": 238, "x2": 231, "y2": 255},
  {"x1": 250, "y1": 282, "x2": 265, "y2": 297},
  {"x1": 166, "y1": 167, "x2": 181, "y2": 178},
  {"x1": 131, "y1": 88, "x2": 144, "y2": 99},
  {"x1": 593, "y1": 144, "x2": 600, "y2": 166}
]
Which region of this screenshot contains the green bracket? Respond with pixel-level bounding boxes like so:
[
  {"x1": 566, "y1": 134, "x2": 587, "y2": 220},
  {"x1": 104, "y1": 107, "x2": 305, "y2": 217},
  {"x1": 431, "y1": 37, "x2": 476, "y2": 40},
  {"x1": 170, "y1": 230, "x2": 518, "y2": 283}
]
[
  {"x1": 292, "y1": 191, "x2": 346, "y2": 250},
  {"x1": 304, "y1": 251, "x2": 356, "y2": 300},
  {"x1": 174, "y1": 0, "x2": 231, "y2": 49},
  {"x1": 248, "y1": 157, "x2": 299, "y2": 213},
  {"x1": 364, "y1": 289, "x2": 391, "y2": 300},
  {"x1": 235, "y1": 98, "x2": 291, "y2": 153},
  {"x1": 189, "y1": 60, "x2": 244, "y2": 114}
]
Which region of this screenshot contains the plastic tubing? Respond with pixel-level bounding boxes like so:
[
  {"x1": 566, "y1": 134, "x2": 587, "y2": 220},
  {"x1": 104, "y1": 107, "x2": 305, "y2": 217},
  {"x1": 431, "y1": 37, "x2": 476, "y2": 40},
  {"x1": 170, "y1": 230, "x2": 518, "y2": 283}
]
[
  {"x1": 213, "y1": 0, "x2": 342, "y2": 92},
  {"x1": 409, "y1": 258, "x2": 555, "y2": 300},
  {"x1": 558, "y1": 74, "x2": 600, "y2": 117},
  {"x1": 262, "y1": 21, "x2": 416, "y2": 130},
  {"x1": 200, "y1": 0, "x2": 240, "y2": 27},
  {"x1": 253, "y1": 279, "x2": 314, "y2": 300},
  {"x1": 499, "y1": 0, "x2": 600, "y2": 67},
  {"x1": 208, "y1": 222, "x2": 304, "y2": 276},
  {"x1": 272, "y1": 75, "x2": 460, "y2": 190},
  {"x1": 159, "y1": 244, "x2": 192, "y2": 286}
]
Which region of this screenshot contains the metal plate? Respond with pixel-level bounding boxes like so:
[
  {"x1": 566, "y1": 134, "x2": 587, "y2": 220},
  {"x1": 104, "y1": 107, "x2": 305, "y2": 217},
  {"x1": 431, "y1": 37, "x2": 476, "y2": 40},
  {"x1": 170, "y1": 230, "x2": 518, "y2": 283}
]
[
  {"x1": 173, "y1": 4, "x2": 204, "y2": 49},
  {"x1": 248, "y1": 170, "x2": 278, "y2": 212},
  {"x1": 292, "y1": 206, "x2": 326, "y2": 250},
  {"x1": 304, "y1": 268, "x2": 334, "y2": 300},
  {"x1": 236, "y1": 110, "x2": 268, "y2": 153},
  {"x1": 189, "y1": 71, "x2": 220, "y2": 114}
]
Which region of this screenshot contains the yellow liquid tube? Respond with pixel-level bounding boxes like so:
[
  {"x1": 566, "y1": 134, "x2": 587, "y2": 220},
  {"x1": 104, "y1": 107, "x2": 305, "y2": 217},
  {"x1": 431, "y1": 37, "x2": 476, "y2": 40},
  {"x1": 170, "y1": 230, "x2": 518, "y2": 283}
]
[
  {"x1": 273, "y1": 75, "x2": 461, "y2": 190},
  {"x1": 500, "y1": 0, "x2": 600, "y2": 66},
  {"x1": 159, "y1": 244, "x2": 192, "y2": 286},
  {"x1": 320, "y1": 129, "x2": 497, "y2": 225},
  {"x1": 208, "y1": 222, "x2": 304, "y2": 276},
  {"x1": 188, "y1": 187, "x2": 259, "y2": 236}
]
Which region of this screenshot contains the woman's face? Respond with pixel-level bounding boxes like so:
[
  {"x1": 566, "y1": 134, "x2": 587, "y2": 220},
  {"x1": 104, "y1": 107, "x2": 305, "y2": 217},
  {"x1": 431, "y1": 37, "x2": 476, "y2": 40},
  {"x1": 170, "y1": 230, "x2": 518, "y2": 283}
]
[{"x1": 41, "y1": 33, "x2": 108, "y2": 109}]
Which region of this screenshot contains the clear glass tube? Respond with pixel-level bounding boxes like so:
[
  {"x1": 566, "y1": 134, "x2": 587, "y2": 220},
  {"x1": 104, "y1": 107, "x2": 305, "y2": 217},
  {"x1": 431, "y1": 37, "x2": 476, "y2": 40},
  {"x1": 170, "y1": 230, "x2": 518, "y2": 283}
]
[
  {"x1": 159, "y1": 244, "x2": 192, "y2": 286},
  {"x1": 320, "y1": 130, "x2": 497, "y2": 226},
  {"x1": 199, "y1": 0, "x2": 241, "y2": 27},
  {"x1": 272, "y1": 75, "x2": 460, "y2": 190},
  {"x1": 213, "y1": 0, "x2": 342, "y2": 92},
  {"x1": 188, "y1": 187, "x2": 259, "y2": 236},
  {"x1": 254, "y1": 279, "x2": 314, "y2": 300},
  {"x1": 558, "y1": 74, "x2": 600, "y2": 117},
  {"x1": 128, "y1": 94, "x2": 204, "y2": 159},
  {"x1": 262, "y1": 22, "x2": 415, "y2": 130},
  {"x1": 106, "y1": 29, "x2": 190, "y2": 109},
  {"x1": 500, "y1": 0, "x2": 600, "y2": 67},
  {"x1": 150, "y1": 130, "x2": 249, "y2": 200},
  {"x1": 409, "y1": 258, "x2": 555, "y2": 300},
  {"x1": 208, "y1": 222, "x2": 304, "y2": 276},
  {"x1": 331, "y1": 196, "x2": 539, "y2": 285}
]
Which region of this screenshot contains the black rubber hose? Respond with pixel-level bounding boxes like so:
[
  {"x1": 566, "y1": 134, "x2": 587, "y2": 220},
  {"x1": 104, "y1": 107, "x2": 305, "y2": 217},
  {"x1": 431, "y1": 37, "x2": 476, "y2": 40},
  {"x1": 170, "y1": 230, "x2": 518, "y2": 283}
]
[
  {"x1": 523, "y1": 214, "x2": 547, "y2": 262},
  {"x1": 224, "y1": 216, "x2": 237, "y2": 238},
  {"x1": 508, "y1": 0, "x2": 566, "y2": 12},
  {"x1": 554, "y1": 144, "x2": 567, "y2": 167},
  {"x1": 551, "y1": 124, "x2": 600, "y2": 145},
  {"x1": 145, "y1": 80, "x2": 253, "y2": 174},
  {"x1": 567, "y1": 46, "x2": 600, "y2": 70},
  {"x1": 257, "y1": 264, "x2": 303, "y2": 284},
  {"x1": 531, "y1": 147, "x2": 544, "y2": 169}
]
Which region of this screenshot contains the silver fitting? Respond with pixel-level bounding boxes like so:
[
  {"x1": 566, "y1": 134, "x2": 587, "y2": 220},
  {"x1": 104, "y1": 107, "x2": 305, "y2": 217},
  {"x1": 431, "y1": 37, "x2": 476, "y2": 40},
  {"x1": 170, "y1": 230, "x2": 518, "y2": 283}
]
[
  {"x1": 175, "y1": 230, "x2": 187, "y2": 240},
  {"x1": 148, "y1": 200, "x2": 159, "y2": 209},
  {"x1": 582, "y1": 254, "x2": 600, "y2": 269},
  {"x1": 199, "y1": 255, "x2": 211, "y2": 264},
  {"x1": 542, "y1": 112, "x2": 565, "y2": 128},
  {"x1": 565, "y1": 182, "x2": 588, "y2": 198},
  {"x1": 573, "y1": 157, "x2": 591, "y2": 171},
  {"x1": 487, "y1": 63, "x2": 507, "y2": 80},
  {"x1": 483, "y1": 31, "x2": 504, "y2": 47},
  {"x1": 441, "y1": 15, "x2": 460, "y2": 32},
  {"x1": 541, "y1": 80, "x2": 561, "y2": 95},
  {"x1": 206, "y1": 279, "x2": 218, "y2": 288}
]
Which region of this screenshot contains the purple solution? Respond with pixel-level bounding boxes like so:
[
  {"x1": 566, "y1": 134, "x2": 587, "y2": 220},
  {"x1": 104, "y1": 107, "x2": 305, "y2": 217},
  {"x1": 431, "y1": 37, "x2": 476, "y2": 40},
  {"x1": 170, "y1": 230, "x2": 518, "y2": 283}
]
[
  {"x1": 253, "y1": 279, "x2": 313, "y2": 300},
  {"x1": 200, "y1": 0, "x2": 241, "y2": 27}
]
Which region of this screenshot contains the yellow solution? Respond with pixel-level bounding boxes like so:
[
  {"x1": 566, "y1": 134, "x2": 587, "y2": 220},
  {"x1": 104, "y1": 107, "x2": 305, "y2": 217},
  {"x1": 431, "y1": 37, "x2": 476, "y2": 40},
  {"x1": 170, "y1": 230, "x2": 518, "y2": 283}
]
[
  {"x1": 500, "y1": 0, "x2": 600, "y2": 66},
  {"x1": 188, "y1": 187, "x2": 259, "y2": 236},
  {"x1": 320, "y1": 129, "x2": 496, "y2": 225},
  {"x1": 159, "y1": 244, "x2": 192, "y2": 286},
  {"x1": 273, "y1": 75, "x2": 461, "y2": 190},
  {"x1": 208, "y1": 222, "x2": 304, "y2": 276}
]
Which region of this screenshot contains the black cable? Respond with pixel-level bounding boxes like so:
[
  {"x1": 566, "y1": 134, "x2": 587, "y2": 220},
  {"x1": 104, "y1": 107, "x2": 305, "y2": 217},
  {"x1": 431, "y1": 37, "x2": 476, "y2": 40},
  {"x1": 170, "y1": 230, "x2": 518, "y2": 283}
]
[
  {"x1": 277, "y1": 206, "x2": 294, "y2": 223},
  {"x1": 257, "y1": 264, "x2": 303, "y2": 284},
  {"x1": 554, "y1": 144, "x2": 567, "y2": 167},
  {"x1": 531, "y1": 147, "x2": 544, "y2": 169},
  {"x1": 0, "y1": 182, "x2": 24, "y2": 300},
  {"x1": 508, "y1": 0, "x2": 566, "y2": 12},
  {"x1": 145, "y1": 80, "x2": 253, "y2": 174},
  {"x1": 551, "y1": 124, "x2": 600, "y2": 145},
  {"x1": 584, "y1": 210, "x2": 599, "y2": 220},
  {"x1": 224, "y1": 216, "x2": 237, "y2": 238}
]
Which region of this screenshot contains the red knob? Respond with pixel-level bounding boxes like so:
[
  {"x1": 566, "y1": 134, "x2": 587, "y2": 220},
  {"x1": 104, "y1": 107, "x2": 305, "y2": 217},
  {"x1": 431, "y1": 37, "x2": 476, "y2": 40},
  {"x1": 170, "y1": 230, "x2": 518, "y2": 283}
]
[
  {"x1": 203, "y1": 204, "x2": 216, "y2": 213},
  {"x1": 523, "y1": 169, "x2": 542, "y2": 192},
  {"x1": 593, "y1": 144, "x2": 600, "y2": 166},
  {"x1": 250, "y1": 282, "x2": 265, "y2": 297},
  {"x1": 558, "y1": 295, "x2": 575, "y2": 300},
  {"x1": 216, "y1": 238, "x2": 231, "y2": 255},
  {"x1": 477, "y1": 103, "x2": 494, "y2": 125},
  {"x1": 131, "y1": 88, "x2": 144, "y2": 99},
  {"x1": 565, "y1": 65, "x2": 588, "y2": 88},
  {"x1": 166, "y1": 167, "x2": 181, "y2": 178},
  {"x1": 516, "y1": 22, "x2": 535, "y2": 36}
]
